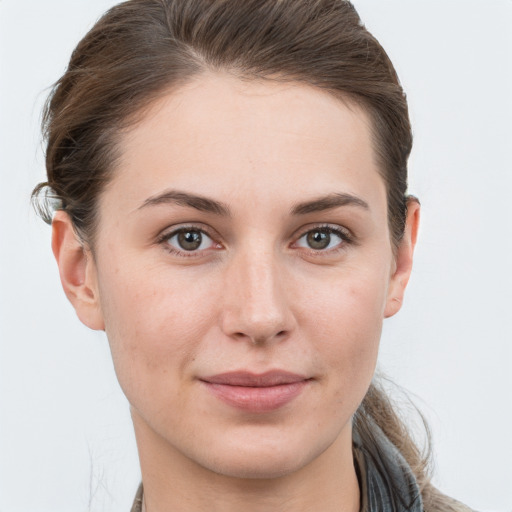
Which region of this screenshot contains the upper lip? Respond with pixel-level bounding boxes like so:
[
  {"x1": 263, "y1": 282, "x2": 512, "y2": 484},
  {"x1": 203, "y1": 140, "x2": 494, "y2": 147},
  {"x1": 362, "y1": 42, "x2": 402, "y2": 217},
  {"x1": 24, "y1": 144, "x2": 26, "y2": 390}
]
[{"x1": 201, "y1": 370, "x2": 309, "y2": 387}]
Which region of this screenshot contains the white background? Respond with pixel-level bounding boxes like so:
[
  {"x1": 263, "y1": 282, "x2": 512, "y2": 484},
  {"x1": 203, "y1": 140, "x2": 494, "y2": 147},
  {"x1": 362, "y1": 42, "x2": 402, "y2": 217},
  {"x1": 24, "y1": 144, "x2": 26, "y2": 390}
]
[{"x1": 0, "y1": 1, "x2": 511, "y2": 511}]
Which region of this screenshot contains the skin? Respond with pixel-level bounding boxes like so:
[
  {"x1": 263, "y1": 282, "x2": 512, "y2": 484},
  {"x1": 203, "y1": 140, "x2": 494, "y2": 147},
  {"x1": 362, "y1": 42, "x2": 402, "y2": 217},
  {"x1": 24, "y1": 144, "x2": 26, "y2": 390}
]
[{"x1": 52, "y1": 74, "x2": 419, "y2": 512}]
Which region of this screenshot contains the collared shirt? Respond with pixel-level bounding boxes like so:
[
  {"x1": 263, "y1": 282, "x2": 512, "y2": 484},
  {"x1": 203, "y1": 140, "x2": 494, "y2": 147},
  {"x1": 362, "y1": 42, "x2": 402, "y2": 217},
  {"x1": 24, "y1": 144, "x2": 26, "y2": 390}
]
[{"x1": 352, "y1": 422, "x2": 423, "y2": 512}]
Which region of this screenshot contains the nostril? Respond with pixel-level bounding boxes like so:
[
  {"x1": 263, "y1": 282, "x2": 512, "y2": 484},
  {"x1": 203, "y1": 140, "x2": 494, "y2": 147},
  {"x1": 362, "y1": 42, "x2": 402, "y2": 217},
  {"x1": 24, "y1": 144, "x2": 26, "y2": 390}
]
[{"x1": 232, "y1": 330, "x2": 288, "y2": 344}]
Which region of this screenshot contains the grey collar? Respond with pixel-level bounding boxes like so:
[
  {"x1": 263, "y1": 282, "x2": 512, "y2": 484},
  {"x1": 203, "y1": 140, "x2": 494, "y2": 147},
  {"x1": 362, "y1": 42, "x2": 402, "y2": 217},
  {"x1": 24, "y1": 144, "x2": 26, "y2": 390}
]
[{"x1": 353, "y1": 421, "x2": 424, "y2": 512}]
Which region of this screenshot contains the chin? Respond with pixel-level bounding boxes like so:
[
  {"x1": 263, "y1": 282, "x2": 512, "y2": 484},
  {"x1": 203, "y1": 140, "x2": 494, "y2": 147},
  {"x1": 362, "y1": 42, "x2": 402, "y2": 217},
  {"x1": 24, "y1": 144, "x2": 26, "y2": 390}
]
[
  {"x1": 195, "y1": 429, "x2": 332, "y2": 480},
  {"x1": 205, "y1": 450, "x2": 311, "y2": 480}
]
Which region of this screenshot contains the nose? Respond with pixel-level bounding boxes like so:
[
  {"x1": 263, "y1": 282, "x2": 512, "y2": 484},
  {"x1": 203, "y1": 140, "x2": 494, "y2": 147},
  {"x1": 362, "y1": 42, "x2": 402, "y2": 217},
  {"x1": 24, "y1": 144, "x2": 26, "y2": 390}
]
[{"x1": 220, "y1": 247, "x2": 294, "y2": 345}]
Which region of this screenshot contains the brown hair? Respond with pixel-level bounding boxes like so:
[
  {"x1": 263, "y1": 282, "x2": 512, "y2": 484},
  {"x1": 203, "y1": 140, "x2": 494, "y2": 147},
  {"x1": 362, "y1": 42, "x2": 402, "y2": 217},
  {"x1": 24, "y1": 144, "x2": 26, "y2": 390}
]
[{"x1": 32, "y1": 1, "x2": 464, "y2": 509}]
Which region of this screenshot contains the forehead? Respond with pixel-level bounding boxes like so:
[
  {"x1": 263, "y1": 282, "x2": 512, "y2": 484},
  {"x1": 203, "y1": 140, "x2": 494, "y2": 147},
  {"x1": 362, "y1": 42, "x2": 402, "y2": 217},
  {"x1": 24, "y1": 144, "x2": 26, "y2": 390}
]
[{"x1": 108, "y1": 73, "x2": 386, "y2": 215}]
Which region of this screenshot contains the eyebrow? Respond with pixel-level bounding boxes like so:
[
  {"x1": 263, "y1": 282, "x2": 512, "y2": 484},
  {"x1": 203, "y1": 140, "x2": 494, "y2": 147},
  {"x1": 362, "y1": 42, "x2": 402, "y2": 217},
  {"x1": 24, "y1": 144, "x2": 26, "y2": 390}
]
[
  {"x1": 138, "y1": 189, "x2": 368, "y2": 217},
  {"x1": 290, "y1": 193, "x2": 369, "y2": 215},
  {"x1": 138, "y1": 190, "x2": 232, "y2": 216}
]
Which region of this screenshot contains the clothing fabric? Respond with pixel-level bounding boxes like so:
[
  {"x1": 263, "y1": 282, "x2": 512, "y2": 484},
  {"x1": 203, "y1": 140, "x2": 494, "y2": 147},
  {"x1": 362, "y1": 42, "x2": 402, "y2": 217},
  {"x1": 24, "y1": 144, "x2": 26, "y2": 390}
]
[
  {"x1": 130, "y1": 422, "x2": 425, "y2": 512},
  {"x1": 352, "y1": 422, "x2": 423, "y2": 512}
]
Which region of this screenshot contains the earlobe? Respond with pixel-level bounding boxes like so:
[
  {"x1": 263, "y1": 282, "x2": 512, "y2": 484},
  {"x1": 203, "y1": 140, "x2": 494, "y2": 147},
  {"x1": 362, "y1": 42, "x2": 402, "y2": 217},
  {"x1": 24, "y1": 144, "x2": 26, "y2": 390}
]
[
  {"x1": 52, "y1": 211, "x2": 105, "y2": 330},
  {"x1": 384, "y1": 199, "x2": 420, "y2": 318}
]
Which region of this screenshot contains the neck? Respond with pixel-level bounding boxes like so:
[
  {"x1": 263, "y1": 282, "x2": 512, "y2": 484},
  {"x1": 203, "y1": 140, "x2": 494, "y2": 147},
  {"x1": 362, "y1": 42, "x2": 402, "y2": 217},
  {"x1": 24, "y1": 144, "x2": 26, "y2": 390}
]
[{"x1": 133, "y1": 411, "x2": 360, "y2": 512}]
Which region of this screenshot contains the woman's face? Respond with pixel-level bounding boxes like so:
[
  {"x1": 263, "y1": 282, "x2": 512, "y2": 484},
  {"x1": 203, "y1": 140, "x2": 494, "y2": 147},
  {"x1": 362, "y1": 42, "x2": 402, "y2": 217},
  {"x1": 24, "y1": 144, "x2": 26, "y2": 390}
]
[{"x1": 61, "y1": 74, "x2": 415, "y2": 479}]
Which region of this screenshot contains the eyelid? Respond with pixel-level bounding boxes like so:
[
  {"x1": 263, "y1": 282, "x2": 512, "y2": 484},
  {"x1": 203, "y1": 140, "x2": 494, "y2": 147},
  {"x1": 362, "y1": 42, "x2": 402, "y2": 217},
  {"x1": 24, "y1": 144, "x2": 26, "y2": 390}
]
[
  {"x1": 156, "y1": 223, "x2": 223, "y2": 257},
  {"x1": 291, "y1": 223, "x2": 354, "y2": 252},
  {"x1": 155, "y1": 222, "x2": 354, "y2": 258}
]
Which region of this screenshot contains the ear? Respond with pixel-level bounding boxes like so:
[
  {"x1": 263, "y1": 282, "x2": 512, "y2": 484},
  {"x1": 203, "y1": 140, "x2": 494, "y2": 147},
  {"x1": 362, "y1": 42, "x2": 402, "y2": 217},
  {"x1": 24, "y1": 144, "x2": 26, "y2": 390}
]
[
  {"x1": 51, "y1": 211, "x2": 105, "y2": 330},
  {"x1": 384, "y1": 198, "x2": 420, "y2": 318}
]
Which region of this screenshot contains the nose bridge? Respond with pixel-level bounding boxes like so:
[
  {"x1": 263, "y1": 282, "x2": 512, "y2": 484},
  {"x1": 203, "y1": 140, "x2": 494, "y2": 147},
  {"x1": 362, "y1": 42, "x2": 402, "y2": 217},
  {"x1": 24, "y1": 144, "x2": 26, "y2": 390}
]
[{"x1": 221, "y1": 241, "x2": 291, "y2": 343}]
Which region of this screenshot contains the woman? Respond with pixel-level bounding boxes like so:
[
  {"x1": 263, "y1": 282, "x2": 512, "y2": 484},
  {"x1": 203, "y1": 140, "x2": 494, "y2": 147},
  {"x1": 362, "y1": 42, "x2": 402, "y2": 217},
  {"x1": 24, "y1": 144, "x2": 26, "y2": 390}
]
[{"x1": 31, "y1": 1, "x2": 475, "y2": 510}]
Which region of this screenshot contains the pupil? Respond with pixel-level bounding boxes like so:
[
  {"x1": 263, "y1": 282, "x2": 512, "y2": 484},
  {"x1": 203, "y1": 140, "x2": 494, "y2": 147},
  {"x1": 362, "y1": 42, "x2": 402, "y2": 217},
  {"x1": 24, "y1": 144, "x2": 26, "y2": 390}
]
[
  {"x1": 307, "y1": 230, "x2": 330, "y2": 249},
  {"x1": 178, "y1": 230, "x2": 202, "y2": 250}
]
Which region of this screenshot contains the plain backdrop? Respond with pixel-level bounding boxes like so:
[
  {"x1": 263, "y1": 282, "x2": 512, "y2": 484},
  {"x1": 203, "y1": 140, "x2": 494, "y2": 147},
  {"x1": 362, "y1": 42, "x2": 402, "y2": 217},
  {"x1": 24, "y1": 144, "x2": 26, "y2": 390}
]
[{"x1": 0, "y1": 1, "x2": 511, "y2": 511}]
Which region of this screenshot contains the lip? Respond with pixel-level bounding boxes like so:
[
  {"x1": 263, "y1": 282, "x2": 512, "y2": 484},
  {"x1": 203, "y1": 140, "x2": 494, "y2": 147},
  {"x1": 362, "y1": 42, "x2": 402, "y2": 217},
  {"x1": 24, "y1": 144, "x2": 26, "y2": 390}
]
[{"x1": 200, "y1": 370, "x2": 310, "y2": 413}]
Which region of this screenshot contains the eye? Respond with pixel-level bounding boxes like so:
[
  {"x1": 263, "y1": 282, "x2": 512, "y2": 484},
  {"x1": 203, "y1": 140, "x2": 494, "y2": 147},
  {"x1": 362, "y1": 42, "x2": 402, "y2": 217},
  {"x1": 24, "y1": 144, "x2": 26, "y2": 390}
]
[
  {"x1": 295, "y1": 227, "x2": 348, "y2": 251},
  {"x1": 163, "y1": 228, "x2": 217, "y2": 253}
]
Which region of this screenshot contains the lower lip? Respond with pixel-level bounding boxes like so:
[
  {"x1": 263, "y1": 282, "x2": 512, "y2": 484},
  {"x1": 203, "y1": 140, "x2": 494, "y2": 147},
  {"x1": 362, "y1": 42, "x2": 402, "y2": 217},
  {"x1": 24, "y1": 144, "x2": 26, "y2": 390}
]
[{"x1": 202, "y1": 381, "x2": 309, "y2": 413}]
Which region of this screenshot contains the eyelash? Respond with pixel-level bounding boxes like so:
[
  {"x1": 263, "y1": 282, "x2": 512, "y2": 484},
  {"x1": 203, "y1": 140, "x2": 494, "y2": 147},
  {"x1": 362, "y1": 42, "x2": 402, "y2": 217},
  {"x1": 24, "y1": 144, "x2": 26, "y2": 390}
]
[
  {"x1": 156, "y1": 224, "x2": 354, "y2": 258},
  {"x1": 294, "y1": 224, "x2": 353, "y2": 255},
  {"x1": 156, "y1": 225, "x2": 220, "y2": 258}
]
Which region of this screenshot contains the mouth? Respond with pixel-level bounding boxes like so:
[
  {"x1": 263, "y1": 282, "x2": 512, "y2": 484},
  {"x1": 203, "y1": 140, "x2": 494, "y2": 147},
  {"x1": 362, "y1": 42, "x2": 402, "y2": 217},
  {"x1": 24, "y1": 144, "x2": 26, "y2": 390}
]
[{"x1": 200, "y1": 370, "x2": 311, "y2": 413}]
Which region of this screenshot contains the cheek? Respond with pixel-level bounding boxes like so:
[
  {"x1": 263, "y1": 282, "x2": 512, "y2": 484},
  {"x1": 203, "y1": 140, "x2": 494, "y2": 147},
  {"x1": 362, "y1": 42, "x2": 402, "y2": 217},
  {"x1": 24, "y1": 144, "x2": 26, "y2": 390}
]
[
  {"x1": 96, "y1": 261, "x2": 217, "y2": 393},
  {"x1": 298, "y1": 267, "x2": 388, "y2": 393},
  {"x1": 300, "y1": 263, "x2": 388, "y2": 342}
]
